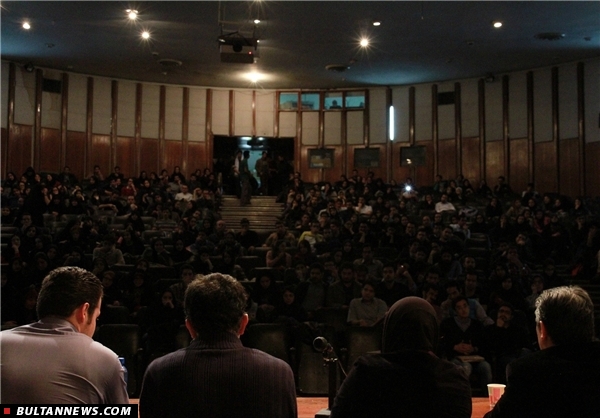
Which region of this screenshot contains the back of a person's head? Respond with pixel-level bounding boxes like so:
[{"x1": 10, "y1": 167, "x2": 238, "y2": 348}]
[
  {"x1": 184, "y1": 273, "x2": 247, "y2": 339},
  {"x1": 37, "y1": 266, "x2": 103, "y2": 319},
  {"x1": 382, "y1": 297, "x2": 439, "y2": 353},
  {"x1": 535, "y1": 286, "x2": 595, "y2": 345}
]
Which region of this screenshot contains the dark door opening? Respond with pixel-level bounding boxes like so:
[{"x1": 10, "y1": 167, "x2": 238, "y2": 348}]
[{"x1": 212, "y1": 136, "x2": 294, "y2": 196}]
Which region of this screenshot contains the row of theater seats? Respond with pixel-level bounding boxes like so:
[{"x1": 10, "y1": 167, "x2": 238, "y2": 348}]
[{"x1": 93, "y1": 319, "x2": 380, "y2": 398}]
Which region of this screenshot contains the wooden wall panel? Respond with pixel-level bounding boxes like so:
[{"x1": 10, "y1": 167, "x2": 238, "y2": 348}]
[
  {"x1": 90, "y1": 135, "x2": 110, "y2": 176},
  {"x1": 533, "y1": 141, "x2": 557, "y2": 193},
  {"x1": 323, "y1": 145, "x2": 343, "y2": 184},
  {"x1": 65, "y1": 131, "x2": 86, "y2": 181},
  {"x1": 139, "y1": 138, "x2": 159, "y2": 175},
  {"x1": 368, "y1": 155, "x2": 386, "y2": 181},
  {"x1": 392, "y1": 144, "x2": 413, "y2": 184},
  {"x1": 299, "y1": 147, "x2": 320, "y2": 184},
  {"x1": 8, "y1": 124, "x2": 32, "y2": 176},
  {"x1": 485, "y1": 141, "x2": 505, "y2": 185},
  {"x1": 585, "y1": 142, "x2": 600, "y2": 197},
  {"x1": 461, "y1": 137, "x2": 480, "y2": 184},
  {"x1": 437, "y1": 139, "x2": 457, "y2": 179},
  {"x1": 342, "y1": 144, "x2": 387, "y2": 181},
  {"x1": 415, "y1": 141, "x2": 434, "y2": 188},
  {"x1": 558, "y1": 138, "x2": 580, "y2": 196},
  {"x1": 509, "y1": 138, "x2": 529, "y2": 194},
  {"x1": 163, "y1": 141, "x2": 183, "y2": 175},
  {"x1": 116, "y1": 136, "x2": 135, "y2": 178},
  {"x1": 1, "y1": 128, "x2": 8, "y2": 177},
  {"x1": 39, "y1": 128, "x2": 61, "y2": 173},
  {"x1": 187, "y1": 142, "x2": 208, "y2": 173}
]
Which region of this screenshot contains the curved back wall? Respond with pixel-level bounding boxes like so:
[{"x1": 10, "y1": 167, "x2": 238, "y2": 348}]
[{"x1": 1, "y1": 58, "x2": 599, "y2": 197}]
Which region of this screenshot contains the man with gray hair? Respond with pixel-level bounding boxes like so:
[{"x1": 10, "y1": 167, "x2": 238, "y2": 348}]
[{"x1": 484, "y1": 286, "x2": 600, "y2": 418}]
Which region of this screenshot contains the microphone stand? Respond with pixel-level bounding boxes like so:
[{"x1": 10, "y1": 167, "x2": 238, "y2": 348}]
[{"x1": 314, "y1": 338, "x2": 347, "y2": 418}]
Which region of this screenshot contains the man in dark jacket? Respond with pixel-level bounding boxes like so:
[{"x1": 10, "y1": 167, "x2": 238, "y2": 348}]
[
  {"x1": 484, "y1": 286, "x2": 600, "y2": 418},
  {"x1": 140, "y1": 273, "x2": 297, "y2": 418}
]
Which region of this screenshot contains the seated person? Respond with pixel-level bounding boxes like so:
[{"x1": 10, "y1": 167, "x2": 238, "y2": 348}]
[
  {"x1": 331, "y1": 297, "x2": 472, "y2": 417},
  {"x1": 347, "y1": 281, "x2": 388, "y2": 327},
  {"x1": 485, "y1": 286, "x2": 600, "y2": 418},
  {"x1": 441, "y1": 281, "x2": 493, "y2": 326},
  {"x1": 326, "y1": 263, "x2": 362, "y2": 309},
  {"x1": 440, "y1": 296, "x2": 492, "y2": 392},
  {"x1": 483, "y1": 303, "x2": 531, "y2": 384}
]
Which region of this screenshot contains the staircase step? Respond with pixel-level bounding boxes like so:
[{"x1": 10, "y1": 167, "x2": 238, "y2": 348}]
[{"x1": 219, "y1": 194, "x2": 284, "y2": 232}]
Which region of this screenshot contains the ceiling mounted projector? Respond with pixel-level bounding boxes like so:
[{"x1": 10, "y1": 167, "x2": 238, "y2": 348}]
[{"x1": 218, "y1": 35, "x2": 258, "y2": 64}]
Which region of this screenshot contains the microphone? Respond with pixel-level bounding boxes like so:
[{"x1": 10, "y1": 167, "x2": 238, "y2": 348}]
[{"x1": 313, "y1": 336, "x2": 331, "y2": 352}]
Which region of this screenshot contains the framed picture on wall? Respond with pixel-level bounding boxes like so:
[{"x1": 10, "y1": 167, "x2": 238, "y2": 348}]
[
  {"x1": 308, "y1": 148, "x2": 335, "y2": 168},
  {"x1": 354, "y1": 148, "x2": 380, "y2": 168},
  {"x1": 400, "y1": 146, "x2": 426, "y2": 167}
]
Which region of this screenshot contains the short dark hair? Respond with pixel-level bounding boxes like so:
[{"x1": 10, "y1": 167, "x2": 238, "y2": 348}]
[
  {"x1": 184, "y1": 273, "x2": 247, "y2": 338},
  {"x1": 37, "y1": 267, "x2": 103, "y2": 319},
  {"x1": 535, "y1": 286, "x2": 595, "y2": 345},
  {"x1": 309, "y1": 262, "x2": 324, "y2": 273},
  {"x1": 451, "y1": 295, "x2": 469, "y2": 311},
  {"x1": 339, "y1": 262, "x2": 355, "y2": 273}
]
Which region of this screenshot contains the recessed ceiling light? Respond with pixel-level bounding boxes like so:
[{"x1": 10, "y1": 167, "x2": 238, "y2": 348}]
[
  {"x1": 141, "y1": 31, "x2": 150, "y2": 40},
  {"x1": 254, "y1": 19, "x2": 261, "y2": 24},
  {"x1": 22, "y1": 22, "x2": 31, "y2": 30},
  {"x1": 246, "y1": 72, "x2": 263, "y2": 83},
  {"x1": 360, "y1": 38, "x2": 369, "y2": 47},
  {"x1": 492, "y1": 21, "x2": 503, "y2": 28},
  {"x1": 372, "y1": 20, "x2": 381, "y2": 27},
  {"x1": 126, "y1": 9, "x2": 138, "y2": 20}
]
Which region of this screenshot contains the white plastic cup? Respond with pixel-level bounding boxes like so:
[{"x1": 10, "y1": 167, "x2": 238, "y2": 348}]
[{"x1": 487, "y1": 383, "x2": 506, "y2": 408}]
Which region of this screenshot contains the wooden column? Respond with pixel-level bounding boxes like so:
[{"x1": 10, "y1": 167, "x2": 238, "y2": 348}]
[
  {"x1": 134, "y1": 83, "x2": 142, "y2": 175},
  {"x1": 60, "y1": 72, "x2": 69, "y2": 169},
  {"x1": 502, "y1": 75, "x2": 510, "y2": 180},
  {"x1": 478, "y1": 79, "x2": 486, "y2": 181},
  {"x1": 5, "y1": 63, "x2": 16, "y2": 176},
  {"x1": 159, "y1": 85, "x2": 166, "y2": 169},
  {"x1": 455, "y1": 82, "x2": 462, "y2": 174},
  {"x1": 526, "y1": 71, "x2": 534, "y2": 184},
  {"x1": 432, "y1": 84, "x2": 438, "y2": 176},
  {"x1": 205, "y1": 89, "x2": 213, "y2": 169},
  {"x1": 182, "y1": 87, "x2": 190, "y2": 175},
  {"x1": 111, "y1": 80, "x2": 118, "y2": 170},
  {"x1": 85, "y1": 77, "x2": 94, "y2": 176},
  {"x1": 577, "y1": 62, "x2": 586, "y2": 196},
  {"x1": 551, "y1": 67, "x2": 559, "y2": 193},
  {"x1": 33, "y1": 69, "x2": 43, "y2": 169}
]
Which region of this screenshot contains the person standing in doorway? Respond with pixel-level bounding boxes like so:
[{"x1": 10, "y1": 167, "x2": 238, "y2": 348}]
[{"x1": 239, "y1": 150, "x2": 252, "y2": 206}]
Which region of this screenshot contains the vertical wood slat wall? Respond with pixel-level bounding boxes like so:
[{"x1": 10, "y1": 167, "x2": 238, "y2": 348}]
[{"x1": 1, "y1": 59, "x2": 599, "y2": 198}]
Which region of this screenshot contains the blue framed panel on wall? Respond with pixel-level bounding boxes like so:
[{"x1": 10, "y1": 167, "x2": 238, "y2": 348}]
[{"x1": 308, "y1": 148, "x2": 335, "y2": 168}]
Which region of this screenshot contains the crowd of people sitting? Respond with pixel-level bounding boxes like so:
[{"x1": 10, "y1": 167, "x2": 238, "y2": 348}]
[{"x1": 2, "y1": 163, "x2": 599, "y2": 388}]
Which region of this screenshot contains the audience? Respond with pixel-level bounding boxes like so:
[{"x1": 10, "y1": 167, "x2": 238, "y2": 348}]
[{"x1": 2, "y1": 164, "x2": 599, "y2": 394}]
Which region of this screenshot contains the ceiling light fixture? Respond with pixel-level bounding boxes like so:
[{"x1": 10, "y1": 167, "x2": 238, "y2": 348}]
[
  {"x1": 253, "y1": 19, "x2": 260, "y2": 24},
  {"x1": 492, "y1": 21, "x2": 503, "y2": 28},
  {"x1": 246, "y1": 72, "x2": 263, "y2": 83},
  {"x1": 141, "y1": 31, "x2": 150, "y2": 40},
  {"x1": 22, "y1": 22, "x2": 31, "y2": 30},
  {"x1": 360, "y1": 38, "x2": 369, "y2": 47},
  {"x1": 372, "y1": 20, "x2": 381, "y2": 27},
  {"x1": 126, "y1": 9, "x2": 138, "y2": 20}
]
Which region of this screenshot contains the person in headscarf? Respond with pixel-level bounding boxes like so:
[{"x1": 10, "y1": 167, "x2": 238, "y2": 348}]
[{"x1": 331, "y1": 297, "x2": 472, "y2": 418}]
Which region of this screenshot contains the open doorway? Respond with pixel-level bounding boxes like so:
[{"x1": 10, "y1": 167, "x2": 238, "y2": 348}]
[{"x1": 212, "y1": 136, "x2": 294, "y2": 196}]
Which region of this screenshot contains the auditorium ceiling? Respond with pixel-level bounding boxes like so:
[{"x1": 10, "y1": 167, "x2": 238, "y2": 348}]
[{"x1": 1, "y1": 1, "x2": 599, "y2": 89}]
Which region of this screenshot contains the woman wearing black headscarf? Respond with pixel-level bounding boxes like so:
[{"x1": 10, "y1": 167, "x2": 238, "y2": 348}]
[{"x1": 331, "y1": 297, "x2": 472, "y2": 418}]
